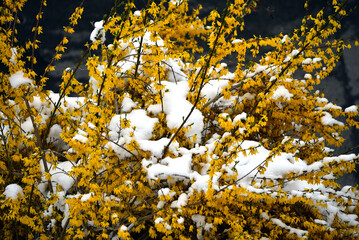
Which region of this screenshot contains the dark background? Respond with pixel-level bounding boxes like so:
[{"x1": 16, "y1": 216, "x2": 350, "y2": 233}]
[{"x1": 18, "y1": 0, "x2": 359, "y2": 185}]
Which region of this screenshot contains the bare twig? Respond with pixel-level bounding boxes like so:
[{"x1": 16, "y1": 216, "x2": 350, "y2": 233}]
[
  {"x1": 163, "y1": 0, "x2": 232, "y2": 156},
  {"x1": 23, "y1": 97, "x2": 54, "y2": 193}
]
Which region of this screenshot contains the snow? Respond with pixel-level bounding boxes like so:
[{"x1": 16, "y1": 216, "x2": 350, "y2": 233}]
[
  {"x1": 165, "y1": 59, "x2": 187, "y2": 82},
  {"x1": 313, "y1": 57, "x2": 322, "y2": 63},
  {"x1": 304, "y1": 73, "x2": 312, "y2": 79},
  {"x1": 323, "y1": 154, "x2": 357, "y2": 164},
  {"x1": 271, "y1": 85, "x2": 293, "y2": 101},
  {"x1": 254, "y1": 65, "x2": 268, "y2": 74},
  {"x1": 133, "y1": 10, "x2": 141, "y2": 17},
  {"x1": 170, "y1": 0, "x2": 183, "y2": 5},
  {"x1": 10, "y1": 48, "x2": 17, "y2": 63},
  {"x1": 81, "y1": 192, "x2": 93, "y2": 202},
  {"x1": 201, "y1": 79, "x2": 229, "y2": 100},
  {"x1": 302, "y1": 58, "x2": 321, "y2": 65},
  {"x1": 302, "y1": 58, "x2": 312, "y2": 65},
  {"x1": 9, "y1": 71, "x2": 33, "y2": 89},
  {"x1": 47, "y1": 124, "x2": 69, "y2": 151},
  {"x1": 73, "y1": 133, "x2": 88, "y2": 143},
  {"x1": 192, "y1": 214, "x2": 206, "y2": 239},
  {"x1": 47, "y1": 219, "x2": 56, "y2": 230},
  {"x1": 271, "y1": 218, "x2": 308, "y2": 238},
  {"x1": 147, "y1": 104, "x2": 162, "y2": 115},
  {"x1": 6, "y1": 68, "x2": 355, "y2": 238},
  {"x1": 90, "y1": 20, "x2": 105, "y2": 43},
  {"x1": 233, "y1": 112, "x2": 247, "y2": 123},
  {"x1": 40, "y1": 161, "x2": 75, "y2": 193},
  {"x1": 282, "y1": 180, "x2": 323, "y2": 194},
  {"x1": 120, "y1": 225, "x2": 128, "y2": 231},
  {"x1": 229, "y1": 141, "x2": 305, "y2": 181},
  {"x1": 320, "y1": 102, "x2": 342, "y2": 111},
  {"x1": 345, "y1": 105, "x2": 358, "y2": 113},
  {"x1": 162, "y1": 81, "x2": 204, "y2": 142},
  {"x1": 291, "y1": 49, "x2": 300, "y2": 57},
  {"x1": 21, "y1": 117, "x2": 35, "y2": 133},
  {"x1": 260, "y1": 212, "x2": 270, "y2": 220},
  {"x1": 155, "y1": 218, "x2": 163, "y2": 224},
  {"x1": 154, "y1": 217, "x2": 171, "y2": 230},
  {"x1": 192, "y1": 214, "x2": 205, "y2": 226},
  {"x1": 158, "y1": 188, "x2": 175, "y2": 197},
  {"x1": 170, "y1": 193, "x2": 188, "y2": 208},
  {"x1": 314, "y1": 219, "x2": 327, "y2": 225},
  {"x1": 109, "y1": 109, "x2": 158, "y2": 140},
  {"x1": 143, "y1": 153, "x2": 193, "y2": 181},
  {"x1": 3, "y1": 184, "x2": 24, "y2": 199},
  {"x1": 281, "y1": 35, "x2": 288, "y2": 43},
  {"x1": 137, "y1": 138, "x2": 170, "y2": 158},
  {"x1": 133, "y1": 31, "x2": 164, "y2": 48},
  {"x1": 283, "y1": 56, "x2": 291, "y2": 63},
  {"x1": 121, "y1": 95, "x2": 137, "y2": 112},
  {"x1": 4, "y1": 21, "x2": 359, "y2": 238},
  {"x1": 43, "y1": 205, "x2": 54, "y2": 217},
  {"x1": 231, "y1": 39, "x2": 243, "y2": 44},
  {"x1": 61, "y1": 203, "x2": 70, "y2": 228},
  {"x1": 321, "y1": 111, "x2": 344, "y2": 126}
]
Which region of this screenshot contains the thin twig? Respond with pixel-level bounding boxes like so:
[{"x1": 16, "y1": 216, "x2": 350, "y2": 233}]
[
  {"x1": 23, "y1": 97, "x2": 54, "y2": 192},
  {"x1": 30, "y1": 0, "x2": 46, "y2": 71},
  {"x1": 163, "y1": 0, "x2": 232, "y2": 156}
]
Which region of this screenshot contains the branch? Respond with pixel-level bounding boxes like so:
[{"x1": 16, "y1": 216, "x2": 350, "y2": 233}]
[
  {"x1": 30, "y1": 0, "x2": 46, "y2": 71},
  {"x1": 23, "y1": 97, "x2": 54, "y2": 193},
  {"x1": 163, "y1": 0, "x2": 232, "y2": 156}
]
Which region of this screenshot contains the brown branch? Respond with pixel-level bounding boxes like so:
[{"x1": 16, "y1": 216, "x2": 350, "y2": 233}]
[
  {"x1": 96, "y1": 0, "x2": 132, "y2": 106},
  {"x1": 41, "y1": 0, "x2": 86, "y2": 78},
  {"x1": 163, "y1": 0, "x2": 232, "y2": 156},
  {"x1": 23, "y1": 97, "x2": 54, "y2": 193},
  {"x1": 30, "y1": 0, "x2": 46, "y2": 71}
]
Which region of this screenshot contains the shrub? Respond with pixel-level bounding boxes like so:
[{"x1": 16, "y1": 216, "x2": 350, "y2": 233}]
[{"x1": 1, "y1": 0, "x2": 359, "y2": 239}]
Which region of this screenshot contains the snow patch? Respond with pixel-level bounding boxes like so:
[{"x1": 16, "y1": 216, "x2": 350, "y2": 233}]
[
  {"x1": 9, "y1": 71, "x2": 33, "y2": 89},
  {"x1": 3, "y1": 184, "x2": 24, "y2": 199},
  {"x1": 90, "y1": 20, "x2": 105, "y2": 44},
  {"x1": 271, "y1": 85, "x2": 293, "y2": 101}
]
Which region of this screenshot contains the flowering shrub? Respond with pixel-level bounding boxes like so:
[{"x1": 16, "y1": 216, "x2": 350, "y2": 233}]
[{"x1": 1, "y1": 0, "x2": 359, "y2": 239}]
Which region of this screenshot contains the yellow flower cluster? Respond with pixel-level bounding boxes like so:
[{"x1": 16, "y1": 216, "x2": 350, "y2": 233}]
[{"x1": 1, "y1": 0, "x2": 359, "y2": 239}]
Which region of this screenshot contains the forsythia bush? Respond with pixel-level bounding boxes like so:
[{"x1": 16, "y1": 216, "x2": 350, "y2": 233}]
[{"x1": 1, "y1": 0, "x2": 359, "y2": 239}]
